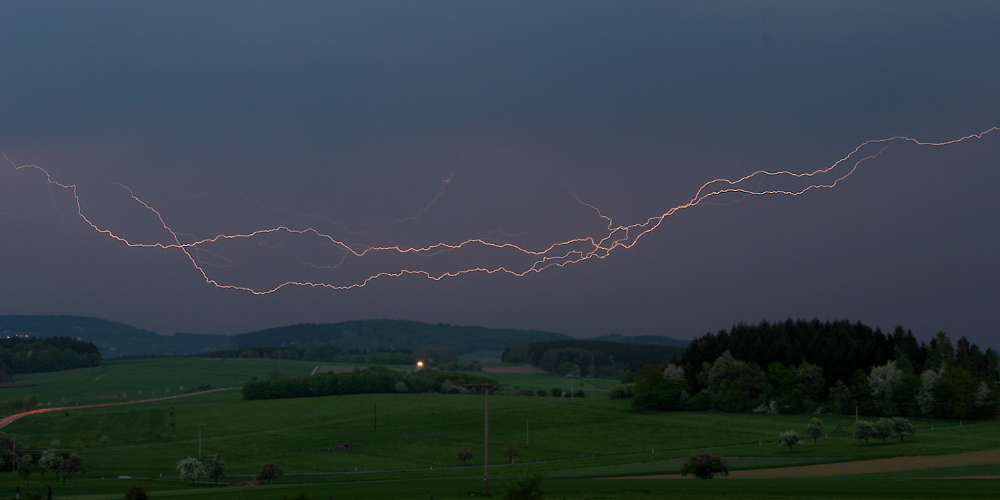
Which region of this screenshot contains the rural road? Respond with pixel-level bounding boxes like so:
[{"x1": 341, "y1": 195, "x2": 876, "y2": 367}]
[{"x1": 0, "y1": 387, "x2": 237, "y2": 430}]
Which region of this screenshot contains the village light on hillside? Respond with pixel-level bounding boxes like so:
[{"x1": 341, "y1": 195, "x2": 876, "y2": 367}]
[{"x1": 415, "y1": 360, "x2": 424, "y2": 372}]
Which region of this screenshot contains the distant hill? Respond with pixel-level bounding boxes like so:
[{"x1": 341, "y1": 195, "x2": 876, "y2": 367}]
[
  {"x1": 0, "y1": 315, "x2": 225, "y2": 358},
  {"x1": 0, "y1": 315, "x2": 687, "y2": 359},
  {"x1": 218, "y1": 319, "x2": 573, "y2": 355},
  {"x1": 589, "y1": 333, "x2": 690, "y2": 349}
]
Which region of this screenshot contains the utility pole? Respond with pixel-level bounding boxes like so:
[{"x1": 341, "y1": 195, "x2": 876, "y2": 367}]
[
  {"x1": 195, "y1": 424, "x2": 207, "y2": 460},
  {"x1": 466, "y1": 383, "x2": 507, "y2": 496},
  {"x1": 485, "y1": 386, "x2": 489, "y2": 494}
]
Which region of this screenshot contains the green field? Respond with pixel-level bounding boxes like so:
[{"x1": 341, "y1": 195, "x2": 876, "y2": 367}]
[{"x1": 0, "y1": 359, "x2": 996, "y2": 499}]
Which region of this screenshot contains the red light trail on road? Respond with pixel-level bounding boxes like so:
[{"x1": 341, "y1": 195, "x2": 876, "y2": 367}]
[{"x1": 2, "y1": 127, "x2": 997, "y2": 295}]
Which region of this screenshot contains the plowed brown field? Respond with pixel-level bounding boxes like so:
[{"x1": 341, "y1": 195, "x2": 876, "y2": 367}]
[{"x1": 623, "y1": 449, "x2": 1000, "y2": 479}]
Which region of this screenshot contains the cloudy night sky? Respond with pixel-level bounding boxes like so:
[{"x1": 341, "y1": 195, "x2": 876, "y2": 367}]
[{"x1": 2, "y1": 2, "x2": 999, "y2": 346}]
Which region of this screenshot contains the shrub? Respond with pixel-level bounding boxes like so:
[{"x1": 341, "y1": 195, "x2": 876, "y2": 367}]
[
  {"x1": 680, "y1": 451, "x2": 728, "y2": 479},
  {"x1": 608, "y1": 383, "x2": 635, "y2": 400},
  {"x1": 688, "y1": 391, "x2": 712, "y2": 411},
  {"x1": 256, "y1": 462, "x2": 284, "y2": 484},
  {"x1": 124, "y1": 484, "x2": 149, "y2": 500},
  {"x1": 503, "y1": 471, "x2": 544, "y2": 500}
]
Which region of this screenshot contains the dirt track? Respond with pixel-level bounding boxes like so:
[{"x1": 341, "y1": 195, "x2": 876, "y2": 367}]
[{"x1": 624, "y1": 450, "x2": 1000, "y2": 479}]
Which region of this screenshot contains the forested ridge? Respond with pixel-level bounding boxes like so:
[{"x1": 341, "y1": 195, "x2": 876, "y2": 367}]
[
  {"x1": 626, "y1": 319, "x2": 998, "y2": 420},
  {"x1": 0, "y1": 336, "x2": 101, "y2": 381},
  {"x1": 681, "y1": 319, "x2": 930, "y2": 390}
]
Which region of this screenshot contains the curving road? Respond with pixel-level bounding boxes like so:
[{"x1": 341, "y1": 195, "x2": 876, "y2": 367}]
[{"x1": 0, "y1": 387, "x2": 237, "y2": 430}]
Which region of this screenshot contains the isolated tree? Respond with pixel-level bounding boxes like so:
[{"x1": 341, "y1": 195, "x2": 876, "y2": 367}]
[
  {"x1": 256, "y1": 462, "x2": 284, "y2": 484},
  {"x1": 679, "y1": 451, "x2": 729, "y2": 479},
  {"x1": 457, "y1": 449, "x2": 474, "y2": 465},
  {"x1": 891, "y1": 417, "x2": 916, "y2": 442},
  {"x1": 176, "y1": 457, "x2": 205, "y2": 484},
  {"x1": 101, "y1": 435, "x2": 111, "y2": 446},
  {"x1": 806, "y1": 418, "x2": 823, "y2": 445},
  {"x1": 854, "y1": 420, "x2": 877, "y2": 444},
  {"x1": 205, "y1": 453, "x2": 226, "y2": 484},
  {"x1": 778, "y1": 431, "x2": 800, "y2": 452},
  {"x1": 57, "y1": 454, "x2": 83, "y2": 482},
  {"x1": 502, "y1": 444, "x2": 521, "y2": 464}
]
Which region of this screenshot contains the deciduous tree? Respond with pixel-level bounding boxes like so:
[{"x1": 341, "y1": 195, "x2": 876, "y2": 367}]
[
  {"x1": 854, "y1": 420, "x2": 877, "y2": 444},
  {"x1": 778, "y1": 431, "x2": 800, "y2": 452},
  {"x1": 57, "y1": 454, "x2": 83, "y2": 482},
  {"x1": 891, "y1": 417, "x2": 916, "y2": 442},
  {"x1": 806, "y1": 418, "x2": 823, "y2": 445},
  {"x1": 17, "y1": 454, "x2": 35, "y2": 485},
  {"x1": 205, "y1": 454, "x2": 226, "y2": 484},
  {"x1": 38, "y1": 450, "x2": 62, "y2": 476},
  {"x1": 502, "y1": 444, "x2": 521, "y2": 464},
  {"x1": 875, "y1": 418, "x2": 894, "y2": 443},
  {"x1": 175, "y1": 457, "x2": 204, "y2": 484},
  {"x1": 256, "y1": 462, "x2": 284, "y2": 484}
]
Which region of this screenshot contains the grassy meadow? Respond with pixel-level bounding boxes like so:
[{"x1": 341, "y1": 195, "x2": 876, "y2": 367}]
[{"x1": 0, "y1": 358, "x2": 996, "y2": 499}]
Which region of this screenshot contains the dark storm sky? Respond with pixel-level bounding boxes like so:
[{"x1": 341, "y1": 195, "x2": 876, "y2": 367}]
[{"x1": 2, "y1": 2, "x2": 999, "y2": 346}]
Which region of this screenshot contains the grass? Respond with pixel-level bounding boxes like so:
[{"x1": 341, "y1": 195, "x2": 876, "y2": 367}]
[
  {"x1": 0, "y1": 359, "x2": 996, "y2": 499},
  {"x1": 0, "y1": 357, "x2": 318, "y2": 406}
]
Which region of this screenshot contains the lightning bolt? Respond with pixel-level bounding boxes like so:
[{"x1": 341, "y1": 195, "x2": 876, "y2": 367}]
[{"x1": 2, "y1": 127, "x2": 996, "y2": 294}]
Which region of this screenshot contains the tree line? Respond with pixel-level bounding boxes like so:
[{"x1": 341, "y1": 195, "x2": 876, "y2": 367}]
[
  {"x1": 501, "y1": 340, "x2": 684, "y2": 378},
  {"x1": 241, "y1": 366, "x2": 498, "y2": 400},
  {"x1": 0, "y1": 336, "x2": 101, "y2": 382},
  {"x1": 206, "y1": 344, "x2": 480, "y2": 369},
  {"x1": 627, "y1": 319, "x2": 999, "y2": 420},
  {"x1": 206, "y1": 345, "x2": 419, "y2": 365}
]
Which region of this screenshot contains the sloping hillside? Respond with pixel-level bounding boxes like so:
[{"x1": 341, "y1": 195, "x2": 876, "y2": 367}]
[{"x1": 0, "y1": 315, "x2": 225, "y2": 358}]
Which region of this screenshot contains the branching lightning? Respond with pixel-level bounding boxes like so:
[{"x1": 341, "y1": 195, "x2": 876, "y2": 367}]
[{"x1": 2, "y1": 127, "x2": 996, "y2": 295}]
